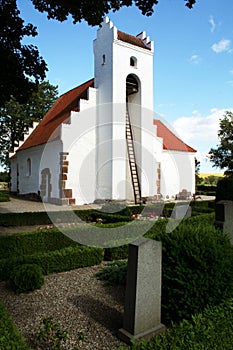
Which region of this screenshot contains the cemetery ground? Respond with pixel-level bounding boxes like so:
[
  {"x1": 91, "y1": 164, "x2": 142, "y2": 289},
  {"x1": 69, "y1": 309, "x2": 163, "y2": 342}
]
[{"x1": 0, "y1": 197, "x2": 232, "y2": 349}]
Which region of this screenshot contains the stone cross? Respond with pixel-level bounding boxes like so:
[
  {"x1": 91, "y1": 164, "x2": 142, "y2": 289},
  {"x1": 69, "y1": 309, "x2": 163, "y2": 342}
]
[{"x1": 118, "y1": 237, "x2": 165, "y2": 344}]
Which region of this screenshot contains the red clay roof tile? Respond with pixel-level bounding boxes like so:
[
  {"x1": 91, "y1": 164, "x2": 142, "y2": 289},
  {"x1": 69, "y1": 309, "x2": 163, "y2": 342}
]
[
  {"x1": 13, "y1": 79, "x2": 195, "y2": 157},
  {"x1": 17, "y1": 79, "x2": 94, "y2": 152},
  {"x1": 154, "y1": 119, "x2": 196, "y2": 152},
  {"x1": 117, "y1": 30, "x2": 151, "y2": 50}
]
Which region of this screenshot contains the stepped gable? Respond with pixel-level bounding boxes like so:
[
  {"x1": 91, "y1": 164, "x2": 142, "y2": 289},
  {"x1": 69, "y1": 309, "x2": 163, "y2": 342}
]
[
  {"x1": 17, "y1": 79, "x2": 94, "y2": 152},
  {"x1": 117, "y1": 30, "x2": 151, "y2": 50},
  {"x1": 154, "y1": 119, "x2": 196, "y2": 152}
]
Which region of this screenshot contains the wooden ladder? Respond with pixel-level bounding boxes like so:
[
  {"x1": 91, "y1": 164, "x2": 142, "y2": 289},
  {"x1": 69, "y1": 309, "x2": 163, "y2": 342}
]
[{"x1": 126, "y1": 109, "x2": 141, "y2": 204}]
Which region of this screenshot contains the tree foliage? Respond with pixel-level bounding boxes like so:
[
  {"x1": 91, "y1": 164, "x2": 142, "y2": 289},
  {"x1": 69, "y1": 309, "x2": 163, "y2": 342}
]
[
  {"x1": 1, "y1": 0, "x2": 197, "y2": 107},
  {"x1": 0, "y1": 0, "x2": 47, "y2": 107},
  {"x1": 0, "y1": 82, "x2": 58, "y2": 169},
  {"x1": 209, "y1": 111, "x2": 233, "y2": 176},
  {"x1": 31, "y1": 0, "x2": 198, "y2": 25}
]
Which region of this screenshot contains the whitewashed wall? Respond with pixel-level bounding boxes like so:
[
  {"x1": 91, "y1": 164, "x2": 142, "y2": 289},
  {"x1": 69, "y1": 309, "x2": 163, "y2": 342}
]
[
  {"x1": 94, "y1": 17, "x2": 157, "y2": 200},
  {"x1": 39, "y1": 140, "x2": 62, "y2": 200},
  {"x1": 160, "y1": 150, "x2": 195, "y2": 199},
  {"x1": 61, "y1": 87, "x2": 97, "y2": 204}
]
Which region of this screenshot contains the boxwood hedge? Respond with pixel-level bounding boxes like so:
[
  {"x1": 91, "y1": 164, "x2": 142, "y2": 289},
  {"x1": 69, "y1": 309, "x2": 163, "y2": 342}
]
[
  {"x1": 125, "y1": 298, "x2": 233, "y2": 350},
  {"x1": 0, "y1": 245, "x2": 104, "y2": 281},
  {"x1": 0, "y1": 303, "x2": 30, "y2": 349}
]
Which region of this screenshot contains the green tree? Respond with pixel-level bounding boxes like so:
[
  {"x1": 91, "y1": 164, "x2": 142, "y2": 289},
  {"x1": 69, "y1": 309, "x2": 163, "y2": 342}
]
[
  {"x1": 1, "y1": 0, "x2": 197, "y2": 107},
  {"x1": 0, "y1": 82, "x2": 58, "y2": 169},
  {"x1": 209, "y1": 111, "x2": 233, "y2": 176},
  {"x1": 195, "y1": 158, "x2": 202, "y2": 185},
  {"x1": 0, "y1": 0, "x2": 47, "y2": 107},
  {"x1": 31, "y1": 0, "x2": 198, "y2": 25}
]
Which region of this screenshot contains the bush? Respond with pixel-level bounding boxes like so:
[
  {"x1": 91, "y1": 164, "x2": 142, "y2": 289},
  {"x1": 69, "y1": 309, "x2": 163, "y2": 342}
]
[
  {"x1": 0, "y1": 303, "x2": 30, "y2": 349},
  {"x1": 0, "y1": 229, "x2": 78, "y2": 260},
  {"x1": 152, "y1": 221, "x2": 233, "y2": 324},
  {"x1": 96, "y1": 261, "x2": 127, "y2": 285},
  {"x1": 98, "y1": 215, "x2": 233, "y2": 324},
  {"x1": 216, "y1": 176, "x2": 233, "y2": 201},
  {"x1": 0, "y1": 245, "x2": 104, "y2": 281},
  {"x1": 0, "y1": 189, "x2": 10, "y2": 202},
  {"x1": 9, "y1": 264, "x2": 44, "y2": 294},
  {"x1": 125, "y1": 299, "x2": 233, "y2": 350}
]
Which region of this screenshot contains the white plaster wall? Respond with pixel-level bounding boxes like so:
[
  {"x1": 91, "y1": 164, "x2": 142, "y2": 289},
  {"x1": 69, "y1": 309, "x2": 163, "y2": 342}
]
[
  {"x1": 16, "y1": 146, "x2": 42, "y2": 195},
  {"x1": 10, "y1": 158, "x2": 18, "y2": 192},
  {"x1": 15, "y1": 141, "x2": 62, "y2": 199},
  {"x1": 61, "y1": 88, "x2": 97, "y2": 204},
  {"x1": 39, "y1": 140, "x2": 62, "y2": 200},
  {"x1": 160, "y1": 151, "x2": 195, "y2": 199},
  {"x1": 93, "y1": 17, "x2": 157, "y2": 200}
]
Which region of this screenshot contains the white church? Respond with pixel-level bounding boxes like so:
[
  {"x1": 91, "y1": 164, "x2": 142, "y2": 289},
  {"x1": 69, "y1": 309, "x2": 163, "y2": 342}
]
[{"x1": 10, "y1": 17, "x2": 196, "y2": 205}]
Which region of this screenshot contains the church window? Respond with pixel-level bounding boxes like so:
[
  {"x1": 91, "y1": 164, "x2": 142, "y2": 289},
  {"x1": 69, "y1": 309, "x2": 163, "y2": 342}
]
[
  {"x1": 26, "y1": 158, "x2": 31, "y2": 176},
  {"x1": 130, "y1": 56, "x2": 137, "y2": 67}
]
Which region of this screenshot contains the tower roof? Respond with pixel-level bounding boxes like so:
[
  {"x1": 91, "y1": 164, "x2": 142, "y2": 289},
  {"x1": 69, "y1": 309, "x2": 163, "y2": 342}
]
[{"x1": 117, "y1": 30, "x2": 151, "y2": 51}]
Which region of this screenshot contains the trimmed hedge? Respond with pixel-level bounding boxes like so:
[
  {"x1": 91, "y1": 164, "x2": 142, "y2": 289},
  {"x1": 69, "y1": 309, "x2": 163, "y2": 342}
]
[
  {"x1": 0, "y1": 209, "x2": 130, "y2": 227},
  {"x1": 0, "y1": 245, "x2": 104, "y2": 281},
  {"x1": 148, "y1": 219, "x2": 233, "y2": 324},
  {"x1": 104, "y1": 214, "x2": 215, "y2": 261},
  {"x1": 0, "y1": 229, "x2": 78, "y2": 259},
  {"x1": 125, "y1": 298, "x2": 233, "y2": 350},
  {"x1": 0, "y1": 303, "x2": 30, "y2": 349},
  {"x1": 0, "y1": 190, "x2": 10, "y2": 202},
  {"x1": 9, "y1": 264, "x2": 44, "y2": 294},
  {"x1": 216, "y1": 176, "x2": 233, "y2": 201},
  {"x1": 98, "y1": 214, "x2": 233, "y2": 324}
]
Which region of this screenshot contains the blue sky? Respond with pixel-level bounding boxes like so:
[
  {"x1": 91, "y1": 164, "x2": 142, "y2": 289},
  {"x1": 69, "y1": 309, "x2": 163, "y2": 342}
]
[{"x1": 17, "y1": 0, "x2": 233, "y2": 173}]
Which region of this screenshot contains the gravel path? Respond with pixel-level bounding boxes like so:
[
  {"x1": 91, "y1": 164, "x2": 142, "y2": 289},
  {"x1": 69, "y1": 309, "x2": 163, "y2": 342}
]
[{"x1": 0, "y1": 264, "x2": 128, "y2": 350}]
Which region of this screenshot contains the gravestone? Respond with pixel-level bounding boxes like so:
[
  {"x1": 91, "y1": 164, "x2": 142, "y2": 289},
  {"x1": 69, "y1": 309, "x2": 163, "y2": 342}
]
[
  {"x1": 118, "y1": 237, "x2": 165, "y2": 344},
  {"x1": 171, "y1": 204, "x2": 191, "y2": 219},
  {"x1": 216, "y1": 200, "x2": 233, "y2": 244}
]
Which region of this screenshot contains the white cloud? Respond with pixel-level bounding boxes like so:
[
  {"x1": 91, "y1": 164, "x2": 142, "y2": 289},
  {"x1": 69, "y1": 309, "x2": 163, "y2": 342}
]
[
  {"x1": 173, "y1": 109, "x2": 230, "y2": 144},
  {"x1": 188, "y1": 54, "x2": 202, "y2": 64},
  {"x1": 209, "y1": 15, "x2": 216, "y2": 33},
  {"x1": 229, "y1": 69, "x2": 233, "y2": 75},
  {"x1": 172, "y1": 108, "x2": 233, "y2": 172},
  {"x1": 211, "y1": 39, "x2": 231, "y2": 53}
]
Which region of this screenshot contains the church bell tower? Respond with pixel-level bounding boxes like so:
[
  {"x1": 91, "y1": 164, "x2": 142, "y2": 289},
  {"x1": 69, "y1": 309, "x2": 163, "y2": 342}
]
[{"x1": 93, "y1": 17, "x2": 156, "y2": 203}]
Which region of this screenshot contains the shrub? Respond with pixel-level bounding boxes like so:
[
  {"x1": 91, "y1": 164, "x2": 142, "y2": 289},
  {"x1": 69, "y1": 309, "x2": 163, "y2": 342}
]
[
  {"x1": 0, "y1": 229, "x2": 78, "y2": 260},
  {"x1": 0, "y1": 189, "x2": 10, "y2": 202},
  {"x1": 36, "y1": 317, "x2": 69, "y2": 349},
  {"x1": 124, "y1": 299, "x2": 233, "y2": 350},
  {"x1": 9, "y1": 264, "x2": 44, "y2": 294},
  {"x1": 154, "y1": 222, "x2": 233, "y2": 324},
  {"x1": 96, "y1": 261, "x2": 127, "y2": 285},
  {"x1": 0, "y1": 245, "x2": 104, "y2": 281},
  {"x1": 98, "y1": 215, "x2": 233, "y2": 324},
  {"x1": 0, "y1": 303, "x2": 30, "y2": 349},
  {"x1": 216, "y1": 176, "x2": 233, "y2": 201}
]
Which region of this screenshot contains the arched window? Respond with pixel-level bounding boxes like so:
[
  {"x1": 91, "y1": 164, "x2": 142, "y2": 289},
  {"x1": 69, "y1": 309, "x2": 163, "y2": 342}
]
[
  {"x1": 27, "y1": 158, "x2": 31, "y2": 176},
  {"x1": 102, "y1": 54, "x2": 106, "y2": 65},
  {"x1": 130, "y1": 56, "x2": 137, "y2": 67}
]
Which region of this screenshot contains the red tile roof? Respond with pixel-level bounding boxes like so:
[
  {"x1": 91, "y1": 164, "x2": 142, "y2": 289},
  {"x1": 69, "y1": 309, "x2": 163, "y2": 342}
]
[
  {"x1": 154, "y1": 119, "x2": 196, "y2": 152},
  {"x1": 17, "y1": 79, "x2": 94, "y2": 152},
  {"x1": 13, "y1": 78, "x2": 195, "y2": 156},
  {"x1": 117, "y1": 30, "x2": 151, "y2": 50}
]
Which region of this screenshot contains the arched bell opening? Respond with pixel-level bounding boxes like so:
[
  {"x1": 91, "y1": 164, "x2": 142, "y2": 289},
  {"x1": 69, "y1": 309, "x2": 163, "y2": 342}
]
[
  {"x1": 126, "y1": 74, "x2": 139, "y2": 97},
  {"x1": 125, "y1": 74, "x2": 142, "y2": 204}
]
